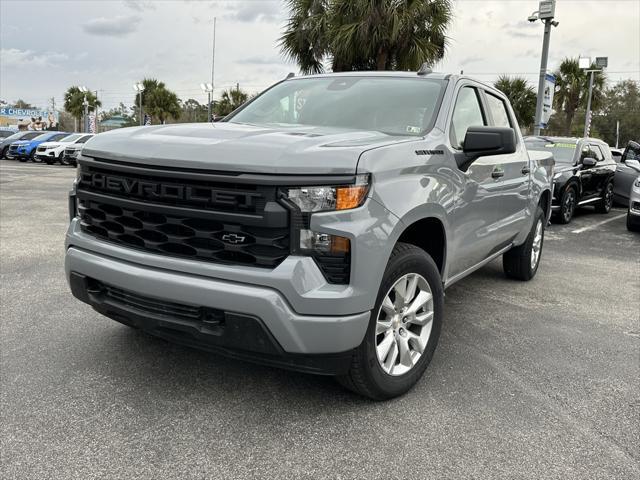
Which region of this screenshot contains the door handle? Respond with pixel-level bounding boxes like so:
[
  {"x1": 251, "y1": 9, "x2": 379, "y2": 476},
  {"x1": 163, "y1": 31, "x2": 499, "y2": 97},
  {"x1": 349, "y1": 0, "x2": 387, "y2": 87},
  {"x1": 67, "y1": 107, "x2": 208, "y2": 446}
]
[
  {"x1": 522, "y1": 166, "x2": 531, "y2": 175},
  {"x1": 491, "y1": 170, "x2": 504, "y2": 179}
]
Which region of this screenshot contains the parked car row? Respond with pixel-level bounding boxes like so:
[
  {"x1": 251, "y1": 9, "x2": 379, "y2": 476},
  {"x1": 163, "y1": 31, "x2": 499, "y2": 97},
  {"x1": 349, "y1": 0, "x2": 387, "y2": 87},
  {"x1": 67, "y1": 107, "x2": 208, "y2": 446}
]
[
  {"x1": 524, "y1": 136, "x2": 640, "y2": 232},
  {"x1": 0, "y1": 130, "x2": 94, "y2": 165}
]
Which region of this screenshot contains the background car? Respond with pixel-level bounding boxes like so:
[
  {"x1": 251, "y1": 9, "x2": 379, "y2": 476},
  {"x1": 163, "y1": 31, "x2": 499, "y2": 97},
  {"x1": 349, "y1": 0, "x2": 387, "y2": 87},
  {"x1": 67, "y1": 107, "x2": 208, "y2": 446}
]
[
  {"x1": 0, "y1": 129, "x2": 16, "y2": 140},
  {"x1": 8, "y1": 131, "x2": 70, "y2": 162},
  {"x1": 613, "y1": 141, "x2": 640, "y2": 206},
  {"x1": 525, "y1": 136, "x2": 616, "y2": 224},
  {"x1": 1, "y1": 131, "x2": 43, "y2": 159},
  {"x1": 62, "y1": 134, "x2": 95, "y2": 166},
  {"x1": 36, "y1": 133, "x2": 94, "y2": 165},
  {"x1": 626, "y1": 176, "x2": 640, "y2": 232}
]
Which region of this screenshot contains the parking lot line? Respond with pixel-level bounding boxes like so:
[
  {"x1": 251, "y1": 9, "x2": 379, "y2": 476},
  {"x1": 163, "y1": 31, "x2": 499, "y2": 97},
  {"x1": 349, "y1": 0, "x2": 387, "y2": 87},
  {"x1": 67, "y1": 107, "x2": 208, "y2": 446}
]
[{"x1": 570, "y1": 213, "x2": 627, "y2": 234}]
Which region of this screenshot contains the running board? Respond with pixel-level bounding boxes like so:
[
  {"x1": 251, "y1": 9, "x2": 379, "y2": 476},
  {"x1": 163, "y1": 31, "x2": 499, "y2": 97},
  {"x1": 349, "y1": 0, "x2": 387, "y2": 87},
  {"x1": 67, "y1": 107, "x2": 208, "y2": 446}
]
[
  {"x1": 444, "y1": 244, "x2": 513, "y2": 289},
  {"x1": 578, "y1": 197, "x2": 599, "y2": 206}
]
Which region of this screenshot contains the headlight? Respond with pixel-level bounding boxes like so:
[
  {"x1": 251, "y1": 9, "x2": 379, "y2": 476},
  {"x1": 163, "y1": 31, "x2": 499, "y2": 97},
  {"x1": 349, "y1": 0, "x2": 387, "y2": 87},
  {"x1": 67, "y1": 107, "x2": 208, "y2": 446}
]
[
  {"x1": 553, "y1": 171, "x2": 563, "y2": 179},
  {"x1": 286, "y1": 174, "x2": 370, "y2": 212},
  {"x1": 634, "y1": 178, "x2": 640, "y2": 188}
]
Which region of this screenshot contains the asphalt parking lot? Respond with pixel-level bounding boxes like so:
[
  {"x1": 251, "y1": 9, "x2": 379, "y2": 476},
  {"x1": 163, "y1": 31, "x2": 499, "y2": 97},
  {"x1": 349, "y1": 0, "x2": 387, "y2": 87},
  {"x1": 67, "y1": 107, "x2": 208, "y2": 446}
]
[{"x1": 1, "y1": 161, "x2": 638, "y2": 479}]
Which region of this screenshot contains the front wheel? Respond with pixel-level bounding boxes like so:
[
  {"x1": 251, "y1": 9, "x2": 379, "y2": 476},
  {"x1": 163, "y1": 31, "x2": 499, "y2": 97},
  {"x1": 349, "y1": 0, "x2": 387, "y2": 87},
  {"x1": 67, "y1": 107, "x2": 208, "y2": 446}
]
[
  {"x1": 1, "y1": 147, "x2": 7, "y2": 159},
  {"x1": 503, "y1": 206, "x2": 545, "y2": 281},
  {"x1": 595, "y1": 182, "x2": 614, "y2": 214},
  {"x1": 337, "y1": 243, "x2": 443, "y2": 400},
  {"x1": 555, "y1": 186, "x2": 576, "y2": 224}
]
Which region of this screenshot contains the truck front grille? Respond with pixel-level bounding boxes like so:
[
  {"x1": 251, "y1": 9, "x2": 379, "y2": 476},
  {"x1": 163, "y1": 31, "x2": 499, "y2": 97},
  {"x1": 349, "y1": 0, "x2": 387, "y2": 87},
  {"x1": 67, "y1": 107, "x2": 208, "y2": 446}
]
[{"x1": 76, "y1": 159, "x2": 290, "y2": 269}]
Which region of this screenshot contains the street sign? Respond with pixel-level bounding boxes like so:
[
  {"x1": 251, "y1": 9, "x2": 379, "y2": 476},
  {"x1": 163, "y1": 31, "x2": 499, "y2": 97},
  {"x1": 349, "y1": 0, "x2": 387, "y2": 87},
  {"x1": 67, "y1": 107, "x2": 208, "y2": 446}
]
[
  {"x1": 595, "y1": 57, "x2": 608, "y2": 68},
  {"x1": 538, "y1": 0, "x2": 556, "y2": 19},
  {"x1": 540, "y1": 73, "x2": 556, "y2": 128}
]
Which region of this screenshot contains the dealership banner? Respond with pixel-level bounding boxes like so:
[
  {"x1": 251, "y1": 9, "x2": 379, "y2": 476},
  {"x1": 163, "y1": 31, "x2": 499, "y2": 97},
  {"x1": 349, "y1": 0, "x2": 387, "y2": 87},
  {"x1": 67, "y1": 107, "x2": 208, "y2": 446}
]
[
  {"x1": 0, "y1": 106, "x2": 59, "y2": 130},
  {"x1": 540, "y1": 74, "x2": 556, "y2": 128}
]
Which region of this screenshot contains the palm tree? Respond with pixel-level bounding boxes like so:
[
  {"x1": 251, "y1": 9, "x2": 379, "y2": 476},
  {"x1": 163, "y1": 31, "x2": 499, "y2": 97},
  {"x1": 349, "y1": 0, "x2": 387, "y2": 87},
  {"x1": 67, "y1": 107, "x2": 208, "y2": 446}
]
[
  {"x1": 280, "y1": 0, "x2": 453, "y2": 74},
  {"x1": 214, "y1": 88, "x2": 249, "y2": 117},
  {"x1": 133, "y1": 78, "x2": 181, "y2": 124},
  {"x1": 553, "y1": 57, "x2": 606, "y2": 136},
  {"x1": 494, "y1": 76, "x2": 536, "y2": 130},
  {"x1": 64, "y1": 87, "x2": 101, "y2": 129}
]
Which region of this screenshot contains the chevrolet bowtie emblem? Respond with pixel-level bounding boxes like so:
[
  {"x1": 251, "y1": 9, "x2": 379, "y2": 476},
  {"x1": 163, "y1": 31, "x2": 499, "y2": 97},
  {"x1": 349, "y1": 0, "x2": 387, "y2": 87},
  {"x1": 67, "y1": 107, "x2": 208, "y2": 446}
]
[{"x1": 222, "y1": 233, "x2": 246, "y2": 244}]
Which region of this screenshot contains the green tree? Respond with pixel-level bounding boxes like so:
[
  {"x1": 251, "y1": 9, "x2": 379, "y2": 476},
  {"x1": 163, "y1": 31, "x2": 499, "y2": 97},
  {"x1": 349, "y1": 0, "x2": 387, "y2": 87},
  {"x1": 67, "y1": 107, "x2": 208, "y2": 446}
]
[
  {"x1": 593, "y1": 80, "x2": 640, "y2": 147},
  {"x1": 64, "y1": 87, "x2": 101, "y2": 128},
  {"x1": 178, "y1": 98, "x2": 209, "y2": 123},
  {"x1": 280, "y1": 0, "x2": 453, "y2": 74},
  {"x1": 553, "y1": 57, "x2": 606, "y2": 136},
  {"x1": 14, "y1": 99, "x2": 35, "y2": 109},
  {"x1": 99, "y1": 102, "x2": 137, "y2": 127},
  {"x1": 494, "y1": 75, "x2": 537, "y2": 130},
  {"x1": 134, "y1": 78, "x2": 181, "y2": 124},
  {"x1": 214, "y1": 88, "x2": 249, "y2": 117}
]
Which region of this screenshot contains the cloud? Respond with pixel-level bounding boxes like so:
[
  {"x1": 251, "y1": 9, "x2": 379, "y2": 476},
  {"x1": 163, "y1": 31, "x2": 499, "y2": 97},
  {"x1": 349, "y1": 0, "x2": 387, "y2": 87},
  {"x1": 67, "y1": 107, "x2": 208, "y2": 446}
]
[
  {"x1": 0, "y1": 48, "x2": 69, "y2": 68},
  {"x1": 236, "y1": 55, "x2": 291, "y2": 66},
  {"x1": 82, "y1": 15, "x2": 141, "y2": 36},
  {"x1": 123, "y1": 0, "x2": 155, "y2": 11},
  {"x1": 224, "y1": 2, "x2": 282, "y2": 23},
  {"x1": 460, "y1": 55, "x2": 483, "y2": 65}
]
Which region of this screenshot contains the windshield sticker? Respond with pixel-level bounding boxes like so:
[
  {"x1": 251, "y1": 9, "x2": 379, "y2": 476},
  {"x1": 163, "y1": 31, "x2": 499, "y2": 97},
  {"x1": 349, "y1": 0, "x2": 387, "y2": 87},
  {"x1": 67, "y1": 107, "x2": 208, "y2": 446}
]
[
  {"x1": 545, "y1": 143, "x2": 576, "y2": 149},
  {"x1": 406, "y1": 126, "x2": 421, "y2": 134}
]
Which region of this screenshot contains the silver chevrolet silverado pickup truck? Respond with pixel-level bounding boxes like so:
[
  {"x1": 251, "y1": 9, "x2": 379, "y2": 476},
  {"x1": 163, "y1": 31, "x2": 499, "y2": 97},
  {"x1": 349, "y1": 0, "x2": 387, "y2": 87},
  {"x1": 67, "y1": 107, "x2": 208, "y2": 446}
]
[{"x1": 65, "y1": 71, "x2": 554, "y2": 399}]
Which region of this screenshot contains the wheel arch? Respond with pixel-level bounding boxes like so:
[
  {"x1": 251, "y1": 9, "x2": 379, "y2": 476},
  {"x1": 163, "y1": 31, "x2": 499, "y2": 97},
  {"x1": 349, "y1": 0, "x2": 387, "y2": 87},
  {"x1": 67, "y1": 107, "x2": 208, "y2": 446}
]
[{"x1": 395, "y1": 216, "x2": 447, "y2": 278}]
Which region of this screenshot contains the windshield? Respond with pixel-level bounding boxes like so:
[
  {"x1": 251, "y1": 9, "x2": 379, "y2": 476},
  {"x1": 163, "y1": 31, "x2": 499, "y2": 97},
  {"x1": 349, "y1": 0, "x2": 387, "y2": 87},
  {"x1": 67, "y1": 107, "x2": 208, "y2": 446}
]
[
  {"x1": 227, "y1": 76, "x2": 446, "y2": 136},
  {"x1": 0, "y1": 131, "x2": 14, "y2": 139},
  {"x1": 77, "y1": 135, "x2": 93, "y2": 144},
  {"x1": 61, "y1": 134, "x2": 83, "y2": 143},
  {"x1": 526, "y1": 138, "x2": 578, "y2": 164}
]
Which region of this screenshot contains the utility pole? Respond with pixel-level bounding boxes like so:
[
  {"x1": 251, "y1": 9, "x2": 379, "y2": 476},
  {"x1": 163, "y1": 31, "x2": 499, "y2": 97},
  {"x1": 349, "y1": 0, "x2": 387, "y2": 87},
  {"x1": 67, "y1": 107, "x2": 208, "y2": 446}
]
[
  {"x1": 133, "y1": 82, "x2": 145, "y2": 126},
  {"x1": 530, "y1": 0, "x2": 559, "y2": 136},
  {"x1": 581, "y1": 56, "x2": 608, "y2": 138},
  {"x1": 211, "y1": 17, "x2": 216, "y2": 122},
  {"x1": 615, "y1": 120, "x2": 620, "y2": 149}
]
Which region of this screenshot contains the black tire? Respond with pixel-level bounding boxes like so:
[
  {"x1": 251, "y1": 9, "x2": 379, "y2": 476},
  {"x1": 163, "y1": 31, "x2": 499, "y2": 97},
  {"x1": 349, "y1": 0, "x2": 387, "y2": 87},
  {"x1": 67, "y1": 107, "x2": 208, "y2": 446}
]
[
  {"x1": 595, "y1": 181, "x2": 614, "y2": 214},
  {"x1": 503, "y1": 206, "x2": 545, "y2": 281},
  {"x1": 30, "y1": 150, "x2": 38, "y2": 162},
  {"x1": 337, "y1": 243, "x2": 444, "y2": 400},
  {"x1": 1, "y1": 147, "x2": 7, "y2": 159},
  {"x1": 18, "y1": 157, "x2": 27, "y2": 163},
  {"x1": 555, "y1": 185, "x2": 576, "y2": 224},
  {"x1": 628, "y1": 212, "x2": 640, "y2": 232},
  {"x1": 60, "y1": 153, "x2": 70, "y2": 166}
]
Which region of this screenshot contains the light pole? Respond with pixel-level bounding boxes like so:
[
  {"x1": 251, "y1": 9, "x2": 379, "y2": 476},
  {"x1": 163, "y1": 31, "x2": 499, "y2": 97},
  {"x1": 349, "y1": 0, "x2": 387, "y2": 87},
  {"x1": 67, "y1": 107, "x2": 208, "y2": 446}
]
[
  {"x1": 580, "y1": 56, "x2": 608, "y2": 138},
  {"x1": 133, "y1": 82, "x2": 145, "y2": 126},
  {"x1": 201, "y1": 83, "x2": 213, "y2": 122},
  {"x1": 78, "y1": 86, "x2": 89, "y2": 133},
  {"x1": 529, "y1": 0, "x2": 559, "y2": 136}
]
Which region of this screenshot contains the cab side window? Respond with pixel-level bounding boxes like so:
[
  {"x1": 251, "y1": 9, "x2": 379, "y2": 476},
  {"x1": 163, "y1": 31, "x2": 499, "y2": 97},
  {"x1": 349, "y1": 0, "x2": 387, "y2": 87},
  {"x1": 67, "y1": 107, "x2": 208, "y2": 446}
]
[
  {"x1": 591, "y1": 145, "x2": 605, "y2": 162},
  {"x1": 485, "y1": 93, "x2": 512, "y2": 128},
  {"x1": 450, "y1": 87, "x2": 486, "y2": 149}
]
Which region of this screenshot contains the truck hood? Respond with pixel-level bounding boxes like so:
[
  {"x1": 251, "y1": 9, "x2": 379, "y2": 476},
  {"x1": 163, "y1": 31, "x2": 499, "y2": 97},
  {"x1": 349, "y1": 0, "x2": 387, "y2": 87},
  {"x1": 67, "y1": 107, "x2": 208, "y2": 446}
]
[{"x1": 81, "y1": 122, "x2": 415, "y2": 174}]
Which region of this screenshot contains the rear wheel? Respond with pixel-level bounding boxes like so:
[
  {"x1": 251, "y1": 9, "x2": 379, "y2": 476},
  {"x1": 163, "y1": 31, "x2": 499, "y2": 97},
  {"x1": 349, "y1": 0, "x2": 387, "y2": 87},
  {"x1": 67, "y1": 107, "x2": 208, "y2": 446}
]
[
  {"x1": 337, "y1": 243, "x2": 443, "y2": 400},
  {"x1": 595, "y1": 182, "x2": 614, "y2": 214},
  {"x1": 503, "y1": 206, "x2": 545, "y2": 281}
]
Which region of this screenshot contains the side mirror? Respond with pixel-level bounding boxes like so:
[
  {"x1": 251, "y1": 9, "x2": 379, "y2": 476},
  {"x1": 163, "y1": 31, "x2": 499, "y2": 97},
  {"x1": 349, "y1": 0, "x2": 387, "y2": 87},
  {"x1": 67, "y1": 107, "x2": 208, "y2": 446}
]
[
  {"x1": 582, "y1": 157, "x2": 597, "y2": 168},
  {"x1": 458, "y1": 126, "x2": 516, "y2": 170},
  {"x1": 626, "y1": 159, "x2": 640, "y2": 170}
]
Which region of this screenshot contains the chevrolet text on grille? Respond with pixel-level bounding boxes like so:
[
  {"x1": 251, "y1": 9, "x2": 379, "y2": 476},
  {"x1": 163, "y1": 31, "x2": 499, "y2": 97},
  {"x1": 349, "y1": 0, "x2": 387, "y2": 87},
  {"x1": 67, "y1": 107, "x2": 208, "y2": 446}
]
[{"x1": 82, "y1": 172, "x2": 261, "y2": 208}]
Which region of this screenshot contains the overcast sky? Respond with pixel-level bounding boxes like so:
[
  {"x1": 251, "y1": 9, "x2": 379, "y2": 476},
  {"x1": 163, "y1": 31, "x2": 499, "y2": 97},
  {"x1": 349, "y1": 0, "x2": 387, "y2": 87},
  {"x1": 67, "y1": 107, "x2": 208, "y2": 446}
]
[{"x1": 1, "y1": 0, "x2": 638, "y2": 111}]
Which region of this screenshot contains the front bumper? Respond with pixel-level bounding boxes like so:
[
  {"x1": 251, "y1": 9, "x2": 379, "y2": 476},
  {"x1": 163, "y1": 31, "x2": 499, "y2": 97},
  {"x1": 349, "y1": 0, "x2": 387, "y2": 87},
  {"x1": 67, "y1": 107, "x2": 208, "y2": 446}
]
[{"x1": 66, "y1": 246, "x2": 369, "y2": 370}]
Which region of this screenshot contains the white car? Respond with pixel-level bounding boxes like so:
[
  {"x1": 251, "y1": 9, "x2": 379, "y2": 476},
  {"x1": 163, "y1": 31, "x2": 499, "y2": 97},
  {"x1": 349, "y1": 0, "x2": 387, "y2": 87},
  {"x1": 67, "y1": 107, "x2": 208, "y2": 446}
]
[{"x1": 36, "y1": 133, "x2": 95, "y2": 165}]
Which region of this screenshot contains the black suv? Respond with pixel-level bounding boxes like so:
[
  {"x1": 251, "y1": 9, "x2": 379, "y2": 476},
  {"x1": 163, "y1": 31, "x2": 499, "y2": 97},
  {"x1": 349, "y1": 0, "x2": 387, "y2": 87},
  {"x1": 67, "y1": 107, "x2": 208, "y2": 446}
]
[{"x1": 525, "y1": 136, "x2": 616, "y2": 224}]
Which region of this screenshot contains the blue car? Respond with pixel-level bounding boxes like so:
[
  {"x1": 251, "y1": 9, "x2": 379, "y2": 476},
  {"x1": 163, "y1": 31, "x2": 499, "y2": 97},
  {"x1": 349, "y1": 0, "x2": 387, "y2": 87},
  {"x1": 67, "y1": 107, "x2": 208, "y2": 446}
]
[{"x1": 9, "y1": 131, "x2": 71, "y2": 162}]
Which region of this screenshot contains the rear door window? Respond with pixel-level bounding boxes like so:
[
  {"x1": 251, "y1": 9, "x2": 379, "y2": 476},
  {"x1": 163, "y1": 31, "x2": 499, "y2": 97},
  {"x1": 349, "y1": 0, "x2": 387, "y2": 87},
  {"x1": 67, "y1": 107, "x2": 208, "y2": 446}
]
[{"x1": 485, "y1": 93, "x2": 512, "y2": 128}]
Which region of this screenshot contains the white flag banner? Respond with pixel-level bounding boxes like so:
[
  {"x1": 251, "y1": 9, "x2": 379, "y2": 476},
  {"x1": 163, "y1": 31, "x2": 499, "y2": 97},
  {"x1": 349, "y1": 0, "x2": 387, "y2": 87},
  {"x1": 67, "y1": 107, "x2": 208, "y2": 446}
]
[{"x1": 541, "y1": 73, "x2": 556, "y2": 128}]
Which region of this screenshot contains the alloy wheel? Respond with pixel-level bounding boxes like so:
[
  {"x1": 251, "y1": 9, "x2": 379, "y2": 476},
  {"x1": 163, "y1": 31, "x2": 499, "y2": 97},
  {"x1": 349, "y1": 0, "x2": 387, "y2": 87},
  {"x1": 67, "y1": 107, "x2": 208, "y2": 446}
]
[
  {"x1": 605, "y1": 184, "x2": 613, "y2": 211},
  {"x1": 375, "y1": 273, "x2": 434, "y2": 376},
  {"x1": 531, "y1": 218, "x2": 543, "y2": 270},
  {"x1": 563, "y1": 191, "x2": 575, "y2": 222}
]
